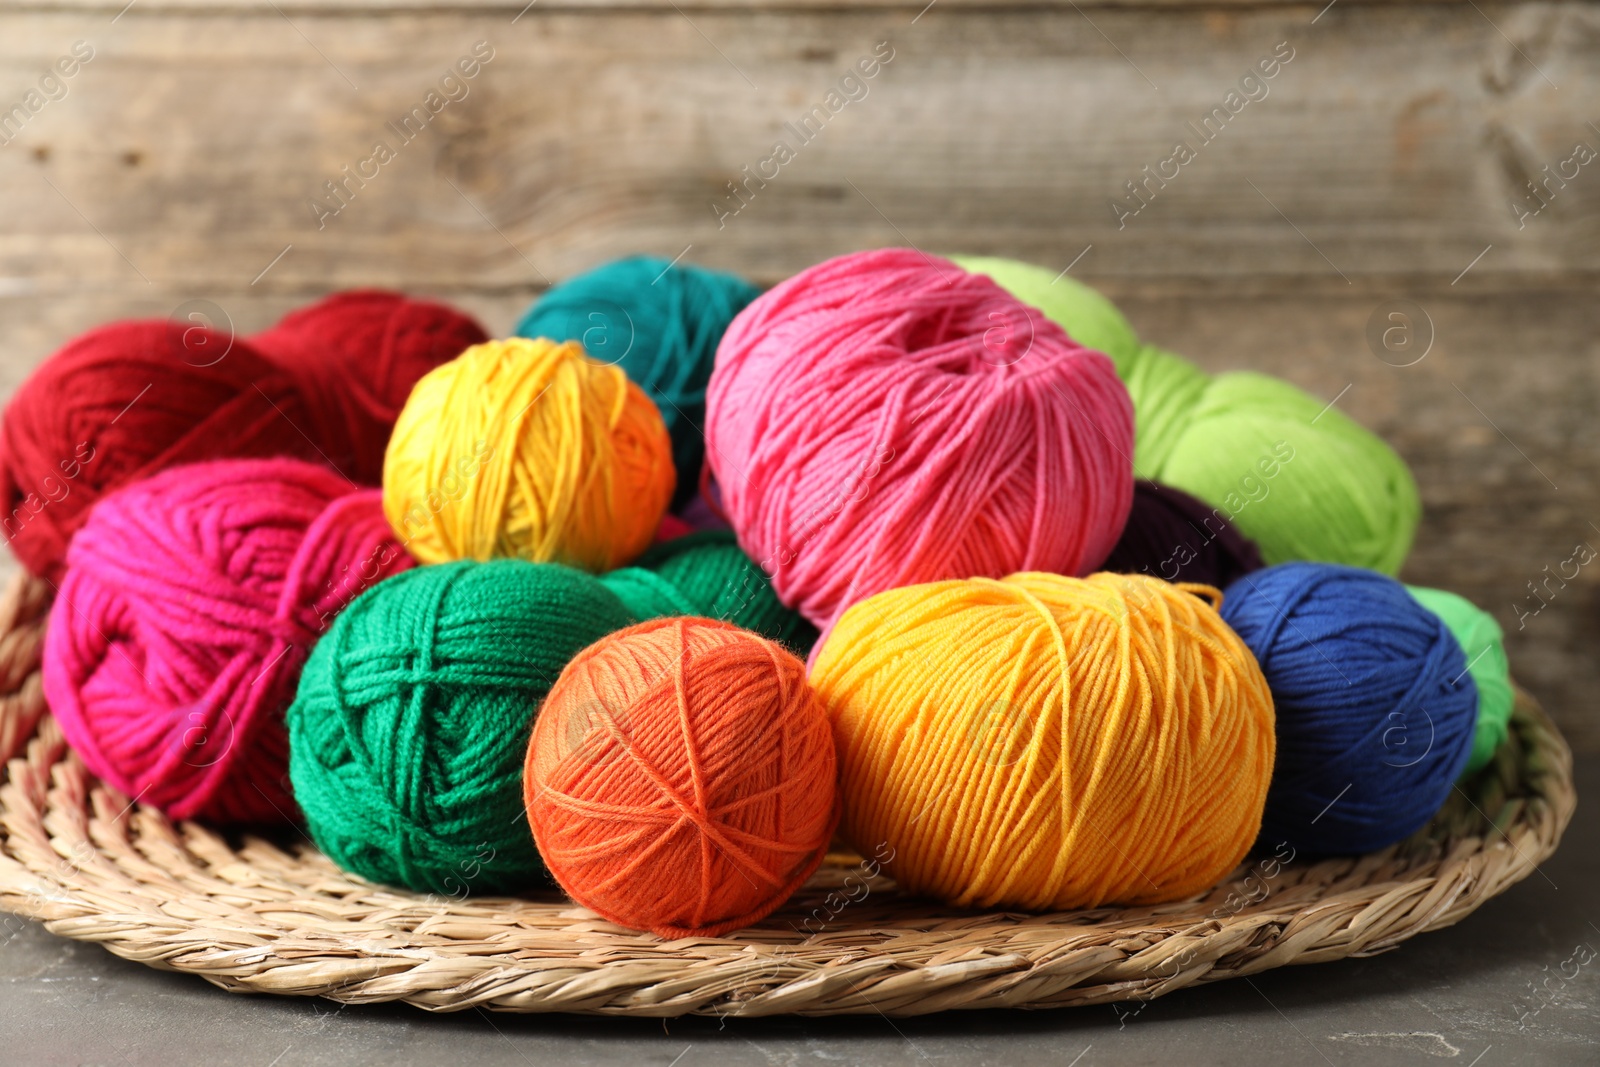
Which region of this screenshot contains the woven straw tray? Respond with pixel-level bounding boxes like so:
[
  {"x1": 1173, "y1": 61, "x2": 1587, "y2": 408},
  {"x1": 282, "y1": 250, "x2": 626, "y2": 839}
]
[{"x1": 0, "y1": 573, "x2": 1574, "y2": 1017}]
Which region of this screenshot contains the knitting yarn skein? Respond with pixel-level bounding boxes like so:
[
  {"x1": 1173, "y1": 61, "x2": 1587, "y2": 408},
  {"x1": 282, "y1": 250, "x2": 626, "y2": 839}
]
[
  {"x1": 43, "y1": 459, "x2": 410, "y2": 824},
  {"x1": 1406, "y1": 584, "x2": 1513, "y2": 779},
  {"x1": 812, "y1": 571, "x2": 1275, "y2": 911},
  {"x1": 289, "y1": 559, "x2": 636, "y2": 894},
  {"x1": 383, "y1": 337, "x2": 675, "y2": 570},
  {"x1": 1101, "y1": 480, "x2": 1265, "y2": 589},
  {"x1": 600, "y1": 530, "x2": 818, "y2": 655},
  {"x1": 1120, "y1": 344, "x2": 1211, "y2": 475},
  {"x1": 253, "y1": 290, "x2": 488, "y2": 485},
  {"x1": 707, "y1": 248, "x2": 1134, "y2": 628},
  {"x1": 525, "y1": 617, "x2": 839, "y2": 938},
  {"x1": 515, "y1": 257, "x2": 761, "y2": 508},
  {"x1": 1156, "y1": 373, "x2": 1420, "y2": 574},
  {"x1": 1221, "y1": 563, "x2": 1477, "y2": 854},
  {"x1": 0, "y1": 322, "x2": 318, "y2": 581}
]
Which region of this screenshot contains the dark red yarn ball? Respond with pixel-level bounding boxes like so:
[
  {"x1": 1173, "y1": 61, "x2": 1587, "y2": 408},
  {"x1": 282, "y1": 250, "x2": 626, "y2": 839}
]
[
  {"x1": 250, "y1": 290, "x2": 488, "y2": 484},
  {"x1": 0, "y1": 322, "x2": 318, "y2": 582},
  {"x1": 1100, "y1": 480, "x2": 1265, "y2": 589},
  {"x1": 0, "y1": 292, "x2": 485, "y2": 582}
]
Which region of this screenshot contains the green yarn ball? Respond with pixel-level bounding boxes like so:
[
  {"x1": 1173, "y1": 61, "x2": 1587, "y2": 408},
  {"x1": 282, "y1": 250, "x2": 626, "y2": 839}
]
[
  {"x1": 1153, "y1": 372, "x2": 1420, "y2": 574},
  {"x1": 287, "y1": 559, "x2": 635, "y2": 895},
  {"x1": 951, "y1": 255, "x2": 1141, "y2": 373},
  {"x1": 1406, "y1": 585, "x2": 1514, "y2": 778},
  {"x1": 600, "y1": 530, "x2": 818, "y2": 656},
  {"x1": 1121, "y1": 343, "x2": 1211, "y2": 475},
  {"x1": 514, "y1": 256, "x2": 762, "y2": 508}
]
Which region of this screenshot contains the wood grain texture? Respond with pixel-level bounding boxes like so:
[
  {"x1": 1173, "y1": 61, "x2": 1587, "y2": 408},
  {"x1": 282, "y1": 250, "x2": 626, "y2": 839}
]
[{"x1": 0, "y1": 3, "x2": 1595, "y2": 290}]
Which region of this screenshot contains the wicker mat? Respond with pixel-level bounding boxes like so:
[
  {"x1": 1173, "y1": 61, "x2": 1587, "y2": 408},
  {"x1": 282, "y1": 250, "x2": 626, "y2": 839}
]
[{"x1": 0, "y1": 573, "x2": 1574, "y2": 1017}]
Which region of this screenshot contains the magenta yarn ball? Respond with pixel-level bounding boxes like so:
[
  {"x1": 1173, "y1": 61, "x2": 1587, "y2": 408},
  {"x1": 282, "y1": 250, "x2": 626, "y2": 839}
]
[
  {"x1": 705, "y1": 248, "x2": 1134, "y2": 627},
  {"x1": 42, "y1": 458, "x2": 412, "y2": 824}
]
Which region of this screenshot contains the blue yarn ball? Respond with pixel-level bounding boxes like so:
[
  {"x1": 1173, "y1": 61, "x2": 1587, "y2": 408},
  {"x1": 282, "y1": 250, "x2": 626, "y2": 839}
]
[
  {"x1": 514, "y1": 256, "x2": 762, "y2": 508},
  {"x1": 1220, "y1": 562, "x2": 1478, "y2": 855}
]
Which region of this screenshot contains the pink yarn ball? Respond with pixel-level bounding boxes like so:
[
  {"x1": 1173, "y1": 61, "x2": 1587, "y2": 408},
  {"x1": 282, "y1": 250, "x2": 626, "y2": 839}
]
[
  {"x1": 706, "y1": 248, "x2": 1134, "y2": 627},
  {"x1": 43, "y1": 458, "x2": 412, "y2": 824}
]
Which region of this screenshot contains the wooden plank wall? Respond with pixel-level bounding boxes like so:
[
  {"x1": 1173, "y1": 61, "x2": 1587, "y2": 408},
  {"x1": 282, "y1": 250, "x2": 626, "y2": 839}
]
[{"x1": 2, "y1": 1, "x2": 1599, "y2": 746}]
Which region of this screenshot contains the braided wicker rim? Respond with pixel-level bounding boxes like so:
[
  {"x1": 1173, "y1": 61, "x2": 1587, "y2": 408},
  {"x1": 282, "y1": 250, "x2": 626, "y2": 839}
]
[{"x1": 0, "y1": 572, "x2": 1575, "y2": 1017}]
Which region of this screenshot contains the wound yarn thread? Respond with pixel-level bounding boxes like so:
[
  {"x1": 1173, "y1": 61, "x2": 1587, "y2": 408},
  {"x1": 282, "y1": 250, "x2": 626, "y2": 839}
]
[
  {"x1": 1102, "y1": 480, "x2": 1265, "y2": 589},
  {"x1": 707, "y1": 248, "x2": 1134, "y2": 629},
  {"x1": 1406, "y1": 584, "x2": 1513, "y2": 779},
  {"x1": 515, "y1": 256, "x2": 761, "y2": 509},
  {"x1": 0, "y1": 322, "x2": 318, "y2": 582},
  {"x1": 1153, "y1": 372, "x2": 1420, "y2": 575},
  {"x1": 253, "y1": 289, "x2": 488, "y2": 485},
  {"x1": 524, "y1": 617, "x2": 839, "y2": 939},
  {"x1": 600, "y1": 529, "x2": 818, "y2": 655},
  {"x1": 288, "y1": 559, "x2": 636, "y2": 894},
  {"x1": 382, "y1": 337, "x2": 675, "y2": 570},
  {"x1": 43, "y1": 459, "x2": 410, "y2": 824},
  {"x1": 811, "y1": 571, "x2": 1276, "y2": 911},
  {"x1": 1221, "y1": 563, "x2": 1477, "y2": 854}
]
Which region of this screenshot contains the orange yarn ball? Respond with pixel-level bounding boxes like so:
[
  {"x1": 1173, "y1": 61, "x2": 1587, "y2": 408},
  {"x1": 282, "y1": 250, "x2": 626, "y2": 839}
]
[{"x1": 524, "y1": 618, "x2": 839, "y2": 939}]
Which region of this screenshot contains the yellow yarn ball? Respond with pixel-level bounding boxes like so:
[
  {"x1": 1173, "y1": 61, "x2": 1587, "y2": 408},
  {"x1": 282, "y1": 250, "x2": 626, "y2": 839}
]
[
  {"x1": 383, "y1": 337, "x2": 674, "y2": 570},
  {"x1": 811, "y1": 572, "x2": 1276, "y2": 911}
]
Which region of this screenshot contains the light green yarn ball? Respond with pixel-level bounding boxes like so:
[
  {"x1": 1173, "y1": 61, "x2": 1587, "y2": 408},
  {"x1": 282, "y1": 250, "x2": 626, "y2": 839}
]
[
  {"x1": 1406, "y1": 585, "x2": 1513, "y2": 778},
  {"x1": 951, "y1": 255, "x2": 1141, "y2": 373},
  {"x1": 1154, "y1": 372, "x2": 1420, "y2": 575},
  {"x1": 1121, "y1": 343, "x2": 1211, "y2": 475}
]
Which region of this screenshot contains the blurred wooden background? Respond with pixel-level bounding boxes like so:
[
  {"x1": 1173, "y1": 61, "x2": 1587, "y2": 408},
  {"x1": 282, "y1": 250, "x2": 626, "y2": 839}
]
[{"x1": 2, "y1": 1, "x2": 1598, "y2": 746}]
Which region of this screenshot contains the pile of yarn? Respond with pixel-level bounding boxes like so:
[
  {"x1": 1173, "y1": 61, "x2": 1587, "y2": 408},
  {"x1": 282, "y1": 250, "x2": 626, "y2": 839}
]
[
  {"x1": 16, "y1": 247, "x2": 1517, "y2": 942},
  {"x1": 0, "y1": 291, "x2": 485, "y2": 582}
]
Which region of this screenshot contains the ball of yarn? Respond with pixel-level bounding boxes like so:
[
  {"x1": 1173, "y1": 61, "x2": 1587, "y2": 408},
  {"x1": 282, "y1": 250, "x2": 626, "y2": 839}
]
[
  {"x1": 525, "y1": 617, "x2": 839, "y2": 938},
  {"x1": 951, "y1": 255, "x2": 1141, "y2": 373},
  {"x1": 1220, "y1": 563, "x2": 1477, "y2": 854},
  {"x1": 600, "y1": 530, "x2": 818, "y2": 655},
  {"x1": 1120, "y1": 343, "x2": 1210, "y2": 474},
  {"x1": 1101, "y1": 480, "x2": 1265, "y2": 589},
  {"x1": 0, "y1": 322, "x2": 318, "y2": 581},
  {"x1": 1154, "y1": 373, "x2": 1420, "y2": 574},
  {"x1": 382, "y1": 337, "x2": 675, "y2": 570},
  {"x1": 707, "y1": 248, "x2": 1134, "y2": 628},
  {"x1": 253, "y1": 290, "x2": 488, "y2": 485},
  {"x1": 43, "y1": 459, "x2": 409, "y2": 824},
  {"x1": 289, "y1": 559, "x2": 636, "y2": 894},
  {"x1": 811, "y1": 571, "x2": 1275, "y2": 911},
  {"x1": 1406, "y1": 584, "x2": 1513, "y2": 779},
  {"x1": 515, "y1": 257, "x2": 761, "y2": 509}
]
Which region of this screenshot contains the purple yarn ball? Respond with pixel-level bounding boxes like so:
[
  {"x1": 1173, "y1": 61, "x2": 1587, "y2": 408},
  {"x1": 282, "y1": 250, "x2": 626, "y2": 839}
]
[{"x1": 1100, "y1": 481, "x2": 1265, "y2": 588}]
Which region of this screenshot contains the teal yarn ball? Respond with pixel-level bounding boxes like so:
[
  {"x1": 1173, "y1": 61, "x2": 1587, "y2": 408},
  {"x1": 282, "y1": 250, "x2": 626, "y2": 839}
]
[
  {"x1": 515, "y1": 256, "x2": 762, "y2": 508},
  {"x1": 287, "y1": 559, "x2": 635, "y2": 895},
  {"x1": 951, "y1": 254, "x2": 1141, "y2": 373},
  {"x1": 600, "y1": 530, "x2": 818, "y2": 655}
]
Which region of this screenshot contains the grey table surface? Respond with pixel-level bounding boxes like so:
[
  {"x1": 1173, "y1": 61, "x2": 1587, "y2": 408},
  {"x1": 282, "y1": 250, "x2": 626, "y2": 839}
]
[{"x1": 2, "y1": 760, "x2": 1594, "y2": 1067}]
